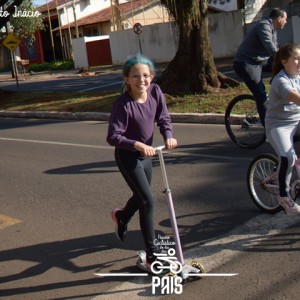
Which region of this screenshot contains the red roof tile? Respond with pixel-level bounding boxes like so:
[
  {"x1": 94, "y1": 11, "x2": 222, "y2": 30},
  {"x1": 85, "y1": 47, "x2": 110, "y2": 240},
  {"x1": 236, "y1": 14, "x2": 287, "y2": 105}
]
[
  {"x1": 38, "y1": 0, "x2": 66, "y2": 12},
  {"x1": 44, "y1": 0, "x2": 157, "y2": 31}
]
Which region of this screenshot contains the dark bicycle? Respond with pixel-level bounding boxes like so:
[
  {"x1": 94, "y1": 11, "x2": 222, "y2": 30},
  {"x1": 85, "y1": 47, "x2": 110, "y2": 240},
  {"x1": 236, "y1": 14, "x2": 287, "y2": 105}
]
[{"x1": 225, "y1": 94, "x2": 266, "y2": 149}]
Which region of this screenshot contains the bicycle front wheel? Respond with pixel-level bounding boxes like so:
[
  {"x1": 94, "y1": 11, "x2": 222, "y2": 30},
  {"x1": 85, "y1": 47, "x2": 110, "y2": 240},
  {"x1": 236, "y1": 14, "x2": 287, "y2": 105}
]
[
  {"x1": 247, "y1": 153, "x2": 281, "y2": 214},
  {"x1": 225, "y1": 94, "x2": 265, "y2": 149}
]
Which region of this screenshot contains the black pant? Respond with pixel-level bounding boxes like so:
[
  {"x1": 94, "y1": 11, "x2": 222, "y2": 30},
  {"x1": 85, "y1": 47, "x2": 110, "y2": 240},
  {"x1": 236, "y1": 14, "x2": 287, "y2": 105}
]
[
  {"x1": 115, "y1": 148, "x2": 158, "y2": 258},
  {"x1": 233, "y1": 60, "x2": 268, "y2": 126}
]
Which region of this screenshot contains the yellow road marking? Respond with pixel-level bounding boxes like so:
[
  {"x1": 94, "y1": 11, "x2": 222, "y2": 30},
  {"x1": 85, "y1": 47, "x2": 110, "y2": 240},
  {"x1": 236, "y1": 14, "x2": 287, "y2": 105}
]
[{"x1": 0, "y1": 214, "x2": 22, "y2": 229}]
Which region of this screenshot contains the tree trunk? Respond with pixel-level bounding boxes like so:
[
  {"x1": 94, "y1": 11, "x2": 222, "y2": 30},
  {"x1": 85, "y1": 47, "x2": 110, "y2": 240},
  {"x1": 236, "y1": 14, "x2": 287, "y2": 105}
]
[{"x1": 157, "y1": 7, "x2": 220, "y2": 95}]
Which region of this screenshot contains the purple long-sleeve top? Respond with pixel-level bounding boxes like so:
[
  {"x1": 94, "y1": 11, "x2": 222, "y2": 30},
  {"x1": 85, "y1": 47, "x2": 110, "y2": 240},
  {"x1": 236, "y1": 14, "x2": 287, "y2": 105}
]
[{"x1": 107, "y1": 83, "x2": 173, "y2": 150}]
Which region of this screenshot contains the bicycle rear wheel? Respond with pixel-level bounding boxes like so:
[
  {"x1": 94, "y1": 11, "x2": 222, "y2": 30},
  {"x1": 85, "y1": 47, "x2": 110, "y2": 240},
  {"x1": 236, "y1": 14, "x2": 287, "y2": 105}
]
[
  {"x1": 225, "y1": 94, "x2": 265, "y2": 149},
  {"x1": 247, "y1": 153, "x2": 282, "y2": 214}
]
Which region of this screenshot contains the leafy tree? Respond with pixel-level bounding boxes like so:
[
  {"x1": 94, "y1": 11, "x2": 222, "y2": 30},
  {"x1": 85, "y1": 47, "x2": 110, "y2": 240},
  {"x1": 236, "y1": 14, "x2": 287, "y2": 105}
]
[
  {"x1": 9, "y1": 0, "x2": 45, "y2": 41},
  {"x1": 0, "y1": 0, "x2": 24, "y2": 28},
  {"x1": 158, "y1": 0, "x2": 238, "y2": 95}
]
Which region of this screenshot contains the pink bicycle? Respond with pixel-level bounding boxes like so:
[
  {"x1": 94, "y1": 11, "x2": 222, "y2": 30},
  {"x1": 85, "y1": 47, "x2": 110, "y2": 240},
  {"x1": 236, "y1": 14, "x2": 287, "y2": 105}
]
[{"x1": 247, "y1": 153, "x2": 300, "y2": 214}]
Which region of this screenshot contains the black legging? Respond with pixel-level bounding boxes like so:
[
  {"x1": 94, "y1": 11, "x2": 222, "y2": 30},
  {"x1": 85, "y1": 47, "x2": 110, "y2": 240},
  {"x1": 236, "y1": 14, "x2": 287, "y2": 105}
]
[{"x1": 115, "y1": 148, "x2": 157, "y2": 258}]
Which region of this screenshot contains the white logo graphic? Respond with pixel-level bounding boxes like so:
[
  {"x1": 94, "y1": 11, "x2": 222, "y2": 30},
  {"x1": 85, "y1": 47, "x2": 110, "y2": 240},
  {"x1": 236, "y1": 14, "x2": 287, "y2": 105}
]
[
  {"x1": 151, "y1": 247, "x2": 183, "y2": 295},
  {"x1": 94, "y1": 233, "x2": 238, "y2": 296},
  {"x1": 151, "y1": 248, "x2": 182, "y2": 275}
]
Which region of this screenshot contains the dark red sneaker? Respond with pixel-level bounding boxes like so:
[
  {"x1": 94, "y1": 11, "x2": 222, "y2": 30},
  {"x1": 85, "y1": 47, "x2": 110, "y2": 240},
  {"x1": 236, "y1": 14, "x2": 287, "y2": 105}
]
[{"x1": 111, "y1": 208, "x2": 127, "y2": 241}]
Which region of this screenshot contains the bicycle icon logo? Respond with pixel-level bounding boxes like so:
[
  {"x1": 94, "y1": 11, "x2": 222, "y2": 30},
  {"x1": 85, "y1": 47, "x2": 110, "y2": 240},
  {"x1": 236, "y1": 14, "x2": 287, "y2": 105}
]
[{"x1": 151, "y1": 248, "x2": 182, "y2": 275}]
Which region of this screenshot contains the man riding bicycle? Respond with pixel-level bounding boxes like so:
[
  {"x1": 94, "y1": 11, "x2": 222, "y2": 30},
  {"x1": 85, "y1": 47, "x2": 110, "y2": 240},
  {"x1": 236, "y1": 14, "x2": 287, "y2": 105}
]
[{"x1": 233, "y1": 8, "x2": 287, "y2": 127}]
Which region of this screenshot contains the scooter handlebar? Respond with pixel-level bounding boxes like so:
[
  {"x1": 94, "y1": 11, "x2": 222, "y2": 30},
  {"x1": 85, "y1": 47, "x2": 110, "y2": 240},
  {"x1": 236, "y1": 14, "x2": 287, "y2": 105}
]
[{"x1": 154, "y1": 145, "x2": 166, "y2": 152}]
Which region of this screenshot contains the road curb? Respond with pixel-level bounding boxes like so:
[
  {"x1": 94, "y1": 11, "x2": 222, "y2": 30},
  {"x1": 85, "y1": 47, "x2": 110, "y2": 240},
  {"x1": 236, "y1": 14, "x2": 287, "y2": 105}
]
[
  {"x1": 170, "y1": 113, "x2": 224, "y2": 124},
  {"x1": 0, "y1": 111, "x2": 110, "y2": 121},
  {"x1": 0, "y1": 111, "x2": 225, "y2": 124}
]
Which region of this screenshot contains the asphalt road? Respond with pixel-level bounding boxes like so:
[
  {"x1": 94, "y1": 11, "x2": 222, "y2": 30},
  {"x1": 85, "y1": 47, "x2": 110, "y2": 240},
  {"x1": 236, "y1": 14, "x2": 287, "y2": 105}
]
[
  {"x1": 0, "y1": 63, "x2": 239, "y2": 94},
  {"x1": 1, "y1": 118, "x2": 300, "y2": 299},
  {"x1": 0, "y1": 70, "x2": 124, "y2": 93}
]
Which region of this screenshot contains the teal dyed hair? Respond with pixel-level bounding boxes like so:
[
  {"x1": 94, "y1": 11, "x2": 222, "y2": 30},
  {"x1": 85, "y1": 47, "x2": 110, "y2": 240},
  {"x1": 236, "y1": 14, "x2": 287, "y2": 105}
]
[{"x1": 123, "y1": 54, "x2": 155, "y2": 76}]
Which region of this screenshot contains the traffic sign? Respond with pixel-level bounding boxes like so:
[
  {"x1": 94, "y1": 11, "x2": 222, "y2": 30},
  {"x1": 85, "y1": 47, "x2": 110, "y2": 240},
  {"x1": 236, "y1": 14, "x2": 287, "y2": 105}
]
[
  {"x1": 2, "y1": 33, "x2": 20, "y2": 52},
  {"x1": 133, "y1": 23, "x2": 143, "y2": 35}
]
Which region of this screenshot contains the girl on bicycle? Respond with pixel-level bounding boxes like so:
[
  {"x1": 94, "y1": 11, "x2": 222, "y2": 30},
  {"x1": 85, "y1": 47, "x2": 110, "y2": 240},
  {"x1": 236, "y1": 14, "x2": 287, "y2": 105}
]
[
  {"x1": 107, "y1": 54, "x2": 177, "y2": 270},
  {"x1": 265, "y1": 44, "x2": 300, "y2": 215}
]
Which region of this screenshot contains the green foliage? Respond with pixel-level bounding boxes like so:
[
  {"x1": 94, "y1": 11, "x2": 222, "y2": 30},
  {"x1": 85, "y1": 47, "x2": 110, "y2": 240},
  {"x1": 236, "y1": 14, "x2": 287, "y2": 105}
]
[
  {"x1": 29, "y1": 60, "x2": 75, "y2": 72},
  {"x1": 29, "y1": 62, "x2": 51, "y2": 72},
  {"x1": 51, "y1": 60, "x2": 75, "y2": 70},
  {"x1": 9, "y1": 0, "x2": 45, "y2": 41}
]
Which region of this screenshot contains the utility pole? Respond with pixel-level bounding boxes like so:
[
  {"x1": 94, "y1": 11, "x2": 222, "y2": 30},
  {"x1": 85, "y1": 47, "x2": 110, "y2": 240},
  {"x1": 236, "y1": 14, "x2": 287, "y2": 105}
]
[
  {"x1": 64, "y1": 0, "x2": 73, "y2": 59},
  {"x1": 5, "y1": 22, "x2": 18, "y2": 85},
  {"x1": 111, "y1": 0, "x2": 122, "y2": 31},
  {"x1": 56, "y1": 0, "x2": 66, "y2": 60},
  {"x1": 47, "y1": 0, "x2": 56, "y2": 61},
  {"x1": 73, "y1": 0, "x2": 79, "y2": 38}
]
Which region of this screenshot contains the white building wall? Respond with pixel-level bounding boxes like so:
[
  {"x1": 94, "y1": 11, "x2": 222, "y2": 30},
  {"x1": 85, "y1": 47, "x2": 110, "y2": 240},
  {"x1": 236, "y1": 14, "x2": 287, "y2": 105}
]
[
  {"x1": 109, "y1": 10, "x2": 243, "y2": 65},
  {"x1": 72, "y1": 37, "x2": 89, "y2": 68},
  {"x1": 122, "y1": 4, "x2": 170, "y2": 28},
  {"x1": 208, "y1": 11, "x2": 243, "y2": 58},
  {"x1": 109, "y1": 21, "x2": 179, "y2": 64},
  {"x1": 291, "y1": 15, "x2": 300, "y2": 44},
  {"x1": 209, "y1": 0, "x2": 238, "y2": 11},
  {"x1": 58, "y1": 0, "x2": 110, "y2": 26}
]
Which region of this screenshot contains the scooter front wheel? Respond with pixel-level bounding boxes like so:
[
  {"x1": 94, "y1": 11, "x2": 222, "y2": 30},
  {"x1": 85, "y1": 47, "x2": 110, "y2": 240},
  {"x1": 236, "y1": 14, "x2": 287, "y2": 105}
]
[{"x1": 191, "y1": 261, "x2": 205, "y2": 273}]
